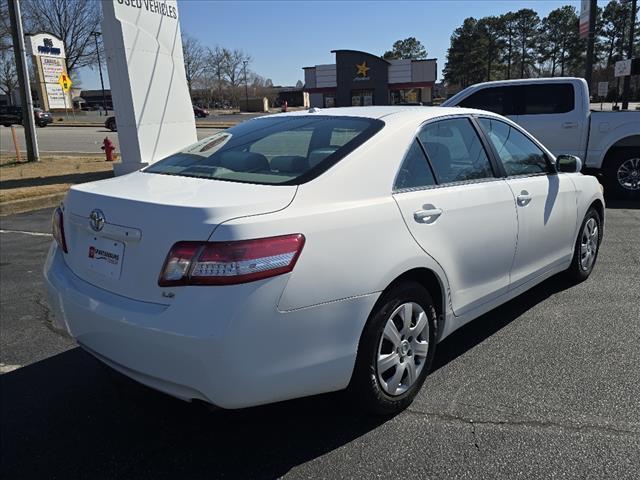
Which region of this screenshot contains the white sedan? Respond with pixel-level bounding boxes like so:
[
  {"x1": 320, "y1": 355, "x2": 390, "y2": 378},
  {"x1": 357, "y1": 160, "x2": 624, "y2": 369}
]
[{"x1": 45, "y1": 106, "x2": 604, "y2": 415}]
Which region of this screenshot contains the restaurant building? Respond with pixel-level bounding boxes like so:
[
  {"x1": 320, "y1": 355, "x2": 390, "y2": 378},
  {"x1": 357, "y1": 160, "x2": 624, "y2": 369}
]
[{"x1": 303, "y1": 49, "x2": 437, "y2": 108}]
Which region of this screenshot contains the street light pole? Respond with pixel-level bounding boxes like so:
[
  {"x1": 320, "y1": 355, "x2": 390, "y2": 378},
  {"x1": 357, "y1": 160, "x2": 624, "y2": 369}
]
[
  {"x1": 91, "y1": 31, "x2": 109, "y2": 117},
  {"x1": 243, "y1": 60, "x2": 249, "y2": 112},
  {"x1": 8, "y1": 0, "x2": 39, "y2": 162},
  {"x1": 584, "y1": 0, "x2": 597, "y2": 96},
  {"x1": 621, "y1": 0, "x2": 637, "y2": 110}
]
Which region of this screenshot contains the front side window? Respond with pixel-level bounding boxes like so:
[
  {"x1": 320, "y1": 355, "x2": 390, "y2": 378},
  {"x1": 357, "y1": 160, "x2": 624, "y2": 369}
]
[
  {"x1": 145, "y1": 116, "x2": 383, "y2": 185},
  {"x1": 418, "y1": 118, "x2": 494, "y2": 184},
  {"x1": 458, "y1": 87, "x2": 515, "y2": 116},
  {"x1": 394, "y1": 140, "x2": 436, "y2": 190},
  {"x1": 478, "y1": 117, "x2": 549, "y2": 176}
]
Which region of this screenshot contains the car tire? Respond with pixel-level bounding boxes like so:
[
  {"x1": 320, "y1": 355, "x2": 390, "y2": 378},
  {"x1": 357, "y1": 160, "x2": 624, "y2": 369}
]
[
  {"x1": 604, "y1": 148, "x2": 640, "y2": 200},
  {"x1": 566, "y1": 208, "x2": 602, "y2": 283},
  {"x1": 350, "y1": 281, "x2": 437, "y2": 416}
]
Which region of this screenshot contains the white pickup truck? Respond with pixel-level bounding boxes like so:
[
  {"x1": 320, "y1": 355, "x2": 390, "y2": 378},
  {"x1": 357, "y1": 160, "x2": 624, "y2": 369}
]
[{"x1": 443, "y1": 77, "x2": 639, "y2": 199}]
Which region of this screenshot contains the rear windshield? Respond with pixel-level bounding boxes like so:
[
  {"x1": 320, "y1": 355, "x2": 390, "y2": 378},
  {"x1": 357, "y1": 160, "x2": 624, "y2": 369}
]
[{"x1": 144, "y1": 115, "x2": 384, "y2": 185}]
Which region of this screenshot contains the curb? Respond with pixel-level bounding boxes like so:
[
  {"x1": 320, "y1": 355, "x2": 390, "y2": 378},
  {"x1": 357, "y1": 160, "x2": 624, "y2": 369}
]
[{"x1": 0, "y1": 191, "x2": 66, "y2": 216}]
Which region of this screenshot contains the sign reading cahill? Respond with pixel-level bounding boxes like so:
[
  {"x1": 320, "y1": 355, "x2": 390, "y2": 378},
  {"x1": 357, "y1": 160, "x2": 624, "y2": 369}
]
[{"x1": 102, "y1": 0, "x2": 196, "y2": 176}]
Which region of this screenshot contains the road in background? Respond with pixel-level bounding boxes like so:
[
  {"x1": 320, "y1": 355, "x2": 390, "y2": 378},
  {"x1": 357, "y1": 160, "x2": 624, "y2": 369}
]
[
  {"x1": 1, "y1": 125, "x2": 223, "y2": 154},
  {"x1": 1, "y1": 204, "x2": 638, "y2": 479}
]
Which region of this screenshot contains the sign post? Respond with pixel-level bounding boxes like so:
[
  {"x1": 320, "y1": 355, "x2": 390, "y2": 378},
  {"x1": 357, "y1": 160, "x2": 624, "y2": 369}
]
[{"x1": 101, "y1": 0, "x2": 196, "y2": 176}]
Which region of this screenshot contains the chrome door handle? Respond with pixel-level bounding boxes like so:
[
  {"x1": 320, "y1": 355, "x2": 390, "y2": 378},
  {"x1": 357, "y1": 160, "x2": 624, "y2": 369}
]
[
  {"x1": 414, "y1": 207, "x2": 442, "y2": 223},
  {"x1": 562, "y1": 122, "x2": 578, "y2": 129},
  {"x1": 517, "y1": 190, "x2": 532, "y2": 207}
]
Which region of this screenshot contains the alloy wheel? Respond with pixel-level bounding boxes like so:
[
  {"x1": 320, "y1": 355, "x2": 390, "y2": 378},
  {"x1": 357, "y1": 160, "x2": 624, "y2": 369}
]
[
  {"x1": 580, "y1": 217, "x2": 599, "y2": 271},
  {"x1": 376, "y1": 302, "x2": 430, "y2": 396},
  {"x1": 617, "y1": 157, "x2": 640, "y2": 191}
]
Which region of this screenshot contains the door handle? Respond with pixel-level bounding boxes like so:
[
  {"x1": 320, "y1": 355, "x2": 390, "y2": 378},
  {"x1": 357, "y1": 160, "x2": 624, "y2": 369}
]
[
  {"x1": 414, "y1": 206, "x2": 442, "y2": 223},
  {"x1": 562, "y1": 122, "x2": 578, "y2": 129},
  {"x1": 517, "y1": 190, "x2": 532, "y2": 207}
]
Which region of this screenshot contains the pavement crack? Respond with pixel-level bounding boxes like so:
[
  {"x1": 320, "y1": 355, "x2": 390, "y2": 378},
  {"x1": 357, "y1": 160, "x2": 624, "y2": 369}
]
[
  {"x1": 470, "y1": 420, "x2": 480, "y2": 452},
  {"x1": 35, "y1": 295, "x2": 71, "y2": 339},
  {"x1": 405, "y1": 407, "x2": 640, "y2": 438}
]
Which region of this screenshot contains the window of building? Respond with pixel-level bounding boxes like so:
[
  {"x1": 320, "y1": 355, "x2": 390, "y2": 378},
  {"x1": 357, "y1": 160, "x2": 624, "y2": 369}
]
[
  {"x1": 394, "y1": 140, "x2": 436, "y2": 190},
  {"x1": 418, "y1": 118, "x2": 494, "y2": 184},
  {"x1": 478, "y1": 117, "x2": 549, "y2": 176},
  {"x1": 390, "y1": 88, "x2": 422, "y2": 105},
  {"x1": 351, "y1": 90, "x2": 374, "y2": 106}
]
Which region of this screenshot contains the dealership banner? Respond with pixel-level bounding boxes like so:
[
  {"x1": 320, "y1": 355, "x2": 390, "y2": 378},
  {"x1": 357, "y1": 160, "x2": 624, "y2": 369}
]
[
  {"x1": 101, "y1": 0, "x2": 196, "y2": 175},
  {"x1": 579, "y1": 0, "x2": 590, "y2": 39}
]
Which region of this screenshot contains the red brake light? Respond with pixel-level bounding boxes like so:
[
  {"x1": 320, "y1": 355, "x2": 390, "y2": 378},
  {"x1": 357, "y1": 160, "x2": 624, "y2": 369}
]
[
  {"x1": 159, "y1": 234, "x2": 305, "y2": 286},
  {"x1": 51, "y1": 207, "x2": 68, "y2": 253}
]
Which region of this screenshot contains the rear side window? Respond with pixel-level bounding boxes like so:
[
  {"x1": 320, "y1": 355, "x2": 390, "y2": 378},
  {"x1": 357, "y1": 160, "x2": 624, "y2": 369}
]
[
  {"x1": 394, "y1": 140, "x2": 436, "y2": 190},
  {"x1": 418, "y1": 118, "x2": 494, "y2": 184},
  {"x1": 458, "y1": 87, "x2": 515, "y2": 116},
  {"x1": 145, "y1": 116, "x2": 383, "y2": 185},
  {"x1": 522, "y1": 83, "x2": 574, "y2": 114}
]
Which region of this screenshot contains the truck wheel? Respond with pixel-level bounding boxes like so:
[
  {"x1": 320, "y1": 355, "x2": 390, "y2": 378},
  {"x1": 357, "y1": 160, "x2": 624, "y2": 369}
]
[{"x1": 604, "y1": 148, "x2": 640, "y2": 199}]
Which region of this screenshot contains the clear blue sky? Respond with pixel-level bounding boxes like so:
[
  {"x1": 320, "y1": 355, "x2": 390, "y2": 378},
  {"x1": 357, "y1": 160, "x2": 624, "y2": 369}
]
[{"x1": 79, "y1": 0, "x2": 584, "y2": 90}]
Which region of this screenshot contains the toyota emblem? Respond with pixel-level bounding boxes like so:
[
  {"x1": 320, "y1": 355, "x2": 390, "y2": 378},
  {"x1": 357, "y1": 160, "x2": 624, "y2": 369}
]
[{"x1": 89, "y1": 209, "x2": 105, "y2": 232}]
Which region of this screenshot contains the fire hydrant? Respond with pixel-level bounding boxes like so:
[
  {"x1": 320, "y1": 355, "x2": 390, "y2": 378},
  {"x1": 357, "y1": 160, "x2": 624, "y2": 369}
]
[{"x1": 101, "y1": 137, "x2": 116, "y2": 162}]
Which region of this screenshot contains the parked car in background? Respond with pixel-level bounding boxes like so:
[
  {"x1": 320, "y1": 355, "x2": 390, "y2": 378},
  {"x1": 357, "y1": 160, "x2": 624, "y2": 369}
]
[
  {"x1": 443, "y1": 77, "x2": 640, "y2": 199},
  {"x1": 45, "y1": 106, "x2": 604, "y2": 415},
  {"x1": 0, "y1": 105, "x2": 53, "y2": 127},
  {"x1": 105, "y1": 116, "x2": 116, "y2": 132},
  {"x1": 193, "y1": 105, "x2": 209, "y2": 118}
]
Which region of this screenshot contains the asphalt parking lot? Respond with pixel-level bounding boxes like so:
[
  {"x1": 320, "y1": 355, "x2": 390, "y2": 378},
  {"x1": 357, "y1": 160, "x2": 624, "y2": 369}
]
[{"x1": 1, "y1": 203, "x2": 639, "y2": 479}]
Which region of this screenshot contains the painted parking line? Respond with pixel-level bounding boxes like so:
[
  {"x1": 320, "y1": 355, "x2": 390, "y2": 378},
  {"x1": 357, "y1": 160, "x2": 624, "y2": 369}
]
[
  {"x1": 0, "y1": 229, "x2": 52, "y2": 237},
  {"x1": 0, "y1": 363, "x2": 22, "y2": 374}
]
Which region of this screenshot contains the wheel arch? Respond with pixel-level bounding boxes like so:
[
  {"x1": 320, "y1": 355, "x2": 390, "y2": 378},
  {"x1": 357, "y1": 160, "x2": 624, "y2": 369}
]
[
  {"x1": 377, "y1": 267, "x2": 447, "y2": 340},
  {"x1": 601, "y1": 134, "x2": 640, "y2": 170}
]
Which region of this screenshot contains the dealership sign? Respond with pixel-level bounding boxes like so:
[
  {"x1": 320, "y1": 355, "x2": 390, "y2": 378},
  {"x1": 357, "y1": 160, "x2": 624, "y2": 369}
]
[
  {"x1": 102, "y1": 0, "x2": 196, "y2": 175},
  {"x1": 25, "y1": 33, "x2": 69, "y2": 111}
]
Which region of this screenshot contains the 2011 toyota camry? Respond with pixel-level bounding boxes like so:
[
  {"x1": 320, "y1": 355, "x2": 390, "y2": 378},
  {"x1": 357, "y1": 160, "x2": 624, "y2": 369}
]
[{"x1": 45, "y1": 106, "x2": 604, "y2": 415}]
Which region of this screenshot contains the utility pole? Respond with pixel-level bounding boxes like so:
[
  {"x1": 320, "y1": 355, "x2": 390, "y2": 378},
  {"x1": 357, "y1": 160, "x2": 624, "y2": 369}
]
[
  {"x1": 91, "y1": 31, "x2": 109, "y2": 116},
  {"x1": 584, "y1": 0, "x2": 597, "y2": 97},
  {"x1": 8, "y1": 0, "x2": 39, "y2": 162},
  {"x1": 243, "y1": 60, "x2": 249, "y2": 112},
  {"x1": 621, "y1": 0, "x2": 637, "y2": 110}
]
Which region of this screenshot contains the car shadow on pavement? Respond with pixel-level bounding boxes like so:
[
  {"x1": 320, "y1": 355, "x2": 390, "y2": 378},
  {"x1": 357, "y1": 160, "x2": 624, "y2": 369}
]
[
  {"x1": 433, "y1": 273, "x2": 571, "y2": 371},
  {"x1": 0, "y1": 347, "x2": 385, "y2": 479},
  {"x1": 1, "y1": 274, "x2": 573, "y2": 479},
  {"x1": 603, "y1": 198, "x2": 639, "y2": 209}
]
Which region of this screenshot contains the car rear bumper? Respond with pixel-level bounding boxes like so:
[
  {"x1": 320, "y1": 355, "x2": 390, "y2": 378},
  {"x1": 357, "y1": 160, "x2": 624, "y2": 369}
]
[{"x1": 44, "y1": 242, "x2": 377, "y2": 408}]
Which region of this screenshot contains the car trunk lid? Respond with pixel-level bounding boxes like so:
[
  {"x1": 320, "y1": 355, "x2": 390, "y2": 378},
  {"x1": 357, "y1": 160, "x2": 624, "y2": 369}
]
[{"x1": 62, "y1": 171, "x2": 297, "y2": 303}]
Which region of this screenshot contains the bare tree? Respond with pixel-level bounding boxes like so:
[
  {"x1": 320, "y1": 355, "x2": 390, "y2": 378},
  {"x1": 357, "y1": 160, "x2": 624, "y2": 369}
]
[
  {"x1": 182, "y1": 33, "x2": 205, "y2": 98},
  {"x1": 224, "y1": 49, "x2": 251, "y2": 106},
  {"x1": 0, "y1": 0, "x2": 17, "y2": 102},
  {"x1": 22, "y1": 0, "x2": 101, "y2": 78},
  {"x1": 206, "y1": 46, "x2": 229, "y2": 104}
]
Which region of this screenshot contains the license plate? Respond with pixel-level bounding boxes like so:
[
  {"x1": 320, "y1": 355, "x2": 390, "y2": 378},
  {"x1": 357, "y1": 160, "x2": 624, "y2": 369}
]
[{"x1": 86, "y1": 236, "x2": 125, "y2": 279}]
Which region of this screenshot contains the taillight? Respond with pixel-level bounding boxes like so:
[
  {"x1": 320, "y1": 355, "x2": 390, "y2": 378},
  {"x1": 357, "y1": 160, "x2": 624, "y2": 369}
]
[
  {"x1": 159, "y1": 234, "x2": 305, "y2": 286},
  {"x1": 51, "y1": 206, "x2": 68, "y2": 253}
]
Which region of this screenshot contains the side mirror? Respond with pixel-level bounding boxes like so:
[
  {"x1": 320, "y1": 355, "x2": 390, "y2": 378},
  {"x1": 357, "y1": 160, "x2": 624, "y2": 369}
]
[{"x1": 556, "y1": 154, "x2": 582, "y2": 173}]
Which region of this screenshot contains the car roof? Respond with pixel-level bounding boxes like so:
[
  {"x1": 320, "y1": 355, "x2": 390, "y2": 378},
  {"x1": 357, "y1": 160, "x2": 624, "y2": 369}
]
[{"x1": 255, "y1": 106, "x2": 492, "y2": 126}]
